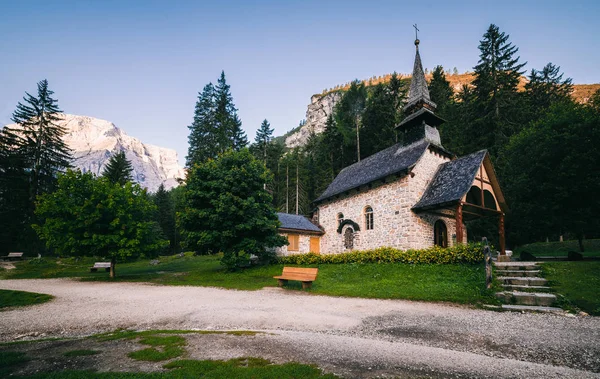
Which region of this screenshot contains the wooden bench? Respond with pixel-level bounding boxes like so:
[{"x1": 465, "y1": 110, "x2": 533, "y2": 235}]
[
  {"x1": 2, "y1": 252, "x2": 24, "y2": 261},
  {"x1": 274, "y1": 267, "x2": 318, "y2": 289},
  {"x1": 90, "y1": 262, "x2": 111, "y2": 272}
]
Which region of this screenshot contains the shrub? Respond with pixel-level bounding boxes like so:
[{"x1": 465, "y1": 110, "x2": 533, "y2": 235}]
[{"x1": 279, "y1": 243, "x2": 485, "y2": 265}]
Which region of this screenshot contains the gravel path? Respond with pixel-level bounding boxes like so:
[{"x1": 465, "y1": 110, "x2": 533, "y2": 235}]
[{"x1": 1, "y1": 279, "x2": 599, "y2": 378}]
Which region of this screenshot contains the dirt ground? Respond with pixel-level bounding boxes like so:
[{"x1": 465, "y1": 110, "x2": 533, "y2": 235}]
[{"x1": 1, "y1": 279, "x2": 599, "y2": 378}]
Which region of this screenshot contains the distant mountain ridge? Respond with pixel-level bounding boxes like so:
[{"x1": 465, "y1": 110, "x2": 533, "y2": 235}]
[
  {"x1": 4, "y1": 114, "x2": 185, "y2": 192},
  {"x1": 284, "y1": 73, "x2": 599, "y2": 148}
]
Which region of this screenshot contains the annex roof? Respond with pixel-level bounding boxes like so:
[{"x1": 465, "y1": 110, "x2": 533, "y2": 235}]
[
  {"x1": 314, "y1": 140, "x2": 430, "y2": 203},
  {"x1": 277, "y1": 212, "x2": 323, "y2": 234},
  {"x1": 413, "y1": 150, "x2": 507, "y2": 212}
]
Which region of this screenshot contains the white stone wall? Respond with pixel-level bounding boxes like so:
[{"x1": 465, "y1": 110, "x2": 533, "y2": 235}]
[
  {"x1": 275, "y1": 233, "x2": 315, "y2": 256},
  {"x1": 317, "y1": 146, "x2": 466, "y2": 254}
]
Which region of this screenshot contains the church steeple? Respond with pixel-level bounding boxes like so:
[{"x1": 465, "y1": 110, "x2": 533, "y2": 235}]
[{"x1": 397, "y1": 32, "x2": 445, "y2": 147}]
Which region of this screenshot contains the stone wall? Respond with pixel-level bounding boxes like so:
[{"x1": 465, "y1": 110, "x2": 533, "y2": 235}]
[{"x1": 317, "y1": 146, "x2": 465, "y2": 254}]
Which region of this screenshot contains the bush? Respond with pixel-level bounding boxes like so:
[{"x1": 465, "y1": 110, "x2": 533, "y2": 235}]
[{"x1": 279, "y1": 243, "x2": 485, "y2": 265}]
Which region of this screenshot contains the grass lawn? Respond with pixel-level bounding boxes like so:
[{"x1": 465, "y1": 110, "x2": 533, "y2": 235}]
[
  {"x1": 0, "y1": 254, "x2": 497, "y2": 306},
  {"x1": 516, "y1": 239, "x2": 600, "y2": 258},
  {"x1": 0, "y1": 289, "x2": 53, "y2": 310},
  {"x1": 541, "y1": 261, "x2": 600, "y2": 315}
]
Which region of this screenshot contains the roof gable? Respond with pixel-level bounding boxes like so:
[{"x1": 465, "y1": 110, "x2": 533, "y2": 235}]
[{"x1": 315, "y1": 140, "x2": 430, "y2": 203}]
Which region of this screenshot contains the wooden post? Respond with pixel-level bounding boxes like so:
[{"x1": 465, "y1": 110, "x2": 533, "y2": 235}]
[
  {"x1": 499, "y1": 213, "x2": 506, "y2": 256},
  {"x1": 455, "y1": 203, "x2": 463, "y2": 244},
  {"x1": 483, "y1": 237, "x2": 492, "y2": 289}
]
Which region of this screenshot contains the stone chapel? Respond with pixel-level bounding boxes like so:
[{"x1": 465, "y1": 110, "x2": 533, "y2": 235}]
[{"x1": 285, "y1": 38, "x2": 509, "y2": 256}]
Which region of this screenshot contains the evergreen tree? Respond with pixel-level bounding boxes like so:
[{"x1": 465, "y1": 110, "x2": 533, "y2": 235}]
[
  {"x1": 186, "y1": 83, "x2": 216, "y2": 167},
  {"x1": 525, "y1": 63, "x2": 573, "y2": 120},
  {"x1": 102, "y1": 151, "x2": 133, "y2": 186},
  {"x1": 361, "y1": 84, "x2": 397, "y2": 158},
  {"x1": 215, "y1": 71, "x2": 247, "y2": 152},
  {"x1": 7, "y1": 79, "x2": 72, "y2": 204},
  {"x1": 319, "y1": 114, "x2": 344, "y2": 182},
  {"x1": 428, "y1": 65, "x2": 454, "y2": 115},
  {"x1": 153, "y1": 183, "x2": 176, "y2": 253},
  {"x1": 590, "y1": 89, "x2": 600, "y2": 112},
  {"x1": 334, "y1": 81, "x2": 367, "y2": 164},
  {"x1": 254, "y1": 119, "x2": 274, "y2": 163}
]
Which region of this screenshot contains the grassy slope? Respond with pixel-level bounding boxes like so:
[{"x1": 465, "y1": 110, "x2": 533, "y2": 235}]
[
  {"x1": 515, "y1": 239, "x2": 600, "y2": 257},
  {"x1": 0, "y1": 254, "x2": 496, "y2": 305},
  {"x1": 542, "y1": 261, "x2": 600, "y2": 315},
  {"x1": 0, "y1": 289, "x2": 53, "y2": 310}
]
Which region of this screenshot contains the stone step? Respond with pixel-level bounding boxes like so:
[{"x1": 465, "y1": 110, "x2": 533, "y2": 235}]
[
  {"x1": 494, "y1": 262, "x2": 540, "y2": 271},
  {"x1": 495, "y1": 270, "x2": 541, "y2": 277},
  {"x1": 500, "y1": 304, "x2": 563, "y2": 313},
  {"x1": 497, "y1": 276, "x2": 548, "y2": 286},
  {"x1": 501, "y1": 284, "x2": 552, "y2": 292},
  {"x1": 496, "y1": 291, "x2": 557, "y2": 307}
]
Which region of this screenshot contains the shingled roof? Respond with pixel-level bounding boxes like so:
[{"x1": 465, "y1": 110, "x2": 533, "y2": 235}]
[
  {"x1": 412, "y1": 150, "x2": 487, "y2": 211},
  {"x1": 314, "y1": 140, "x2": 430, "y2": 203},
  {"x1": 277, "y1": 213, "x2": 323, "y2": 234}
]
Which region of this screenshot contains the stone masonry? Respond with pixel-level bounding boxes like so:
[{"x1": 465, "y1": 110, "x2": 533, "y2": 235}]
[{"x1": 317, "y1": 145, "x2": 466, "y2": 254}]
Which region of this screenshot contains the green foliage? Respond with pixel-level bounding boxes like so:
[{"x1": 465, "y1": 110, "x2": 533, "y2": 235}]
[
  {"x1": 0, "y1": 289, "x2": 53, "y2": 309},
  {"x1": 253, "y1": 119, "x2": 274, "y2": 163},
  {"x1": 428, "y1": 65, "x2": 453, "y2": 115},
  {"x1": 334, "y1": 80, "x2": 367, "y2": 164},
  {"x1": 186, "y1": 72, "x2": 247, "y2": 168},
  {"x1": 128, "y1": 335, "x2": 186, "y2": 362},
  {"x1": 180, "y1": 149, "x2": 286, "y2": 269},
  {"x1": 33, "y1": 170, "x2": 168, "y2": 270},
  {"x1": 102, "y1": 151, "x2": 133, "y2": 186},
  {"x1": 279, "y1": 243, "x2": 485, "y2": 265},
  {"x1": 63, "y1": 349, "x2": 100, "y2": 357},
  {"x1": 515, "y1": 239, "x2": 600, "y2": 257},
  {"x1": 501, "y1": 101, "x2": 600, "y2": 245},
  {"x1": 525, "y1": 62, "x2": 573, "y2": 120},
  {"x1": 152, "y1": 184, "x2": 176, "y2": 253}
]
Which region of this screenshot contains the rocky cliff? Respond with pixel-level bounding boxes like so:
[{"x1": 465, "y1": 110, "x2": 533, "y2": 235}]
[
  {"x1": 4, "y1": 114, "x2": 185, "y2": 192},
  {"x1": 285, "y1": 92, "x2": 342, "y2": 148}
]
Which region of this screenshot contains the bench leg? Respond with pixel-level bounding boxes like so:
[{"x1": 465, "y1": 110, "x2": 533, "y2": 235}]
[
  {"x1": 278, "y1": 279, "x2": 288, "y2": 287},
  {"x1": 302, "y1": 281, "x2": 312, "y2": 289}
]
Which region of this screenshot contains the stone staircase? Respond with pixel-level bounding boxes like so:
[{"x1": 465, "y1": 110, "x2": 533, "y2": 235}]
[{"x1": 494, "y1": 262, "x2": 563, "y2": 312}]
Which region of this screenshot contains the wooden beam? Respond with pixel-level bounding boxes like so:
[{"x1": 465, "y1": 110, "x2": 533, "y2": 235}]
[
  {"x1": 462, "y1": 201, "x2": 502, "y2": 214},
  {"x1": 455, "y1": 203, "x2": 464, "y2": 244},
  {"x1": 499, "y1": 213, "x2": 506, "y2": 255}
]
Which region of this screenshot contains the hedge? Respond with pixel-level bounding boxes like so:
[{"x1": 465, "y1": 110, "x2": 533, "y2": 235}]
[{"x1": 279, "y1": 243, "x2": 485, "y2": 265}]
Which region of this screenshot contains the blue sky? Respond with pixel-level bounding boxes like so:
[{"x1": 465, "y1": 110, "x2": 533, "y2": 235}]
[{"x1": 1, "y1": 0, "x2": 599, "y2": 165}]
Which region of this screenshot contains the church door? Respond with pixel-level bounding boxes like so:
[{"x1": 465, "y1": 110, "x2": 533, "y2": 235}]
[
  {"x1": 344, "y1": 228, "x2": 354, "y2": 250},
  {"x1": 434, "y1": 220, "x2": 448, "y2": 248}
]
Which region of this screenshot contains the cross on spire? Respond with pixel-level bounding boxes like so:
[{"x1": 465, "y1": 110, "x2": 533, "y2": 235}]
[{"x1": 413, "y1": 24, "x2": 419, "y2": 40}]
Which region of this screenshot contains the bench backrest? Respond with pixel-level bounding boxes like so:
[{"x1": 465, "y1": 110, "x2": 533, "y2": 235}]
[
  {"x1": 7, "y1": 252, "x2": 23, "y2": 257},
  {"x1": 93, "y1": 262, "x2": 111, "y2": 268},
  {"x1": 281, "y1": 267, "x2": 318, "y2": 280}
]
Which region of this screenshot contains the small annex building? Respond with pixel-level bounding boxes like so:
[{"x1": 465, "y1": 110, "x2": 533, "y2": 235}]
[
  {"x1": 312, "y1": 38, "x2": 508, "y2": 255},
  {"x1": 276, "y1": 212, "x2": 324, "y2": 256}
]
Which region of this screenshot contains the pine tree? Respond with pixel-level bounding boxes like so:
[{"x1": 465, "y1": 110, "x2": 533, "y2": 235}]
[
  {"x1": 471, "y1": 24, "x2": 526, "y2": 156},
  {"x1": 334, "y1": 80, "x2": 367, "y2": 164},
  {"x1": 153, "y1": 183, "x2": 176, "y2": 252},
  {"x1": 525, "y1": 63, "x2": 573, "y2": 120},
  {"x1": 254, "y1": 119, "x2": 274, "y2": 164},
  {"x1": 7, "y1": 79, "x2": 72, "y2": 203},
  {"x1": 186, "y1": 83, "x2": 216, "y2": 167},
  {"x1": 214, "y1": 71, "x2": 247, "y2": 153},
  {"x1": 428, "y1": 65, "x2": 454, "y2": 115},
  {"x1": 102, "y1": 151, "x2": 133, "y2": 186}
]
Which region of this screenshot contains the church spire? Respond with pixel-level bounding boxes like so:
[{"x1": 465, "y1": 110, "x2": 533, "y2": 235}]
[{"x1": 396, "y1": 31, "x2": 445, "y2": 147}]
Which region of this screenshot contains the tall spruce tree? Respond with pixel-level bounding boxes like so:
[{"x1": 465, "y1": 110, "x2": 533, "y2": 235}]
[
  {"x1": 153, "y1": 183, "x2": 176, "y2": 252},
  {"x1": 525, "y1": 63, "x2": 573, "y2": 120},
  {"x1": 428, "y1": 65, "x2": 454, "y2": 115},
  {"x1": 102, "y1": 151, "x2": 133, "y2": 186},
  {"x1": 215, "y1": 71, "x2": 247, "y2": 152},
  {"x1": 334, "y1": 80, "x2": 367, "y2": 164},
  {"x1": 7, "y1": 79, "x2": 72, "y2": 204},
  {"x1": 254, "y1": 119, "x2": 274, "y2": 164},
  {"x1": 186, "y1": 83, "x2": 217, "y2": 167}
]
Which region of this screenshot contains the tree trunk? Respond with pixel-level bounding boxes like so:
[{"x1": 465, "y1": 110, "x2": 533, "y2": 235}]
[
  {"x1": 577, "y1": 233, "x2": 585, "y2": 252},
  {"x1": 286, "y1": 165, "x2": 289, "y2": 213},
  {"x1": 356, "y1": 115, "x2": 361, "y2": 162},
  {"x1": 296, "y1": 164, "x2": 299, "y2": 215},
  {"x1": 110, "y1": 257, "x2": 116, "y2": 278}
]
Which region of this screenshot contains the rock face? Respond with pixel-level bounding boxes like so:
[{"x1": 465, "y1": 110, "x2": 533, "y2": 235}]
[
  {"x1": 4, "y1": 114, "x2": 185, "y2": 192},
  {"x1": 285, "y1": 92, "x2": 342, "y2": 148}
]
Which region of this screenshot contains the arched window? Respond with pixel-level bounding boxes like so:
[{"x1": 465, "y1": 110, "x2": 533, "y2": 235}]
[
  {"x1": 434, "y1": 220, "x2": 448, "y2": 248},
  {"x1": 344, "y1": 227, "x2": 354, "y2": 249},
  {"x1": 337, "y1": 213, "x2": 344, "y2": 226},
  {"x1": 365, "y1": 206, "x2": 374, "y2": 230}
]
